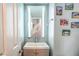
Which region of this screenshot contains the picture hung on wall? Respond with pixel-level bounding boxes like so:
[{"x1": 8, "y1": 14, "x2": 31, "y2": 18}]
[
  {"x1": 62, "y1": 30, "x2": 70, "y2": 36},
  {"x1": 56, "y1": 6, "x2": 62, "y2": 15},
  {"x1": 60, "y1": 19, "x2": 68, "y2": 26},
  {"x1": 65, "y1": 3, "x2": 74, "y2": 10},
  {"x1": 72, "y1": 12, "x2": 79, "y2": 18},
  {"x1": 71, "y1": 22, "x2": 79, "y2": 28}
]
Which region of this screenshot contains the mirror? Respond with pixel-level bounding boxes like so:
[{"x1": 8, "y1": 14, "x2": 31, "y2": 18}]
[{"x1": 27, "y1": 5, "x2": 45, "y2": 41}]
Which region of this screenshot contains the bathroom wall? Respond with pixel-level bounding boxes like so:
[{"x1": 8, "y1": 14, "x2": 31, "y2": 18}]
[
  {"x1": 54, "y1": 3, "x2": 79, "y2": 56},
  {"x1": 48, "y1": 3, "x2": 54, "y2": 56},
  {"x1": 44, "y1": 4, "x2": 49, "y2": 43},
  {"x1": 24, "y1": 5, "x2": 28, "y2": 43}
]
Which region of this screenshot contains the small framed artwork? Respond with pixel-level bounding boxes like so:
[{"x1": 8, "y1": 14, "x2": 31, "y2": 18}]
[
  {"x1": 72, "y1": 12, "x2": 79, "y2": 18},
  {"x1": 56, "y1": 6, "x2": 62, "y2": 15},
  {"x1": 60, "y1": 19, "x2": 68, "y2": 26},
  {"x1": 71, "y1": 22, "x2": 79, "y2": 28},
  {"x1": 65, "y1": 3, "x2": 73, "y2": 10},
  {"x1": 62, "y1": 30, "x2": 70, "y2": 36}
]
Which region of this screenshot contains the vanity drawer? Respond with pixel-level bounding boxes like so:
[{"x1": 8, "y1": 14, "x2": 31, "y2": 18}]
[
  {"x1": 35, "y1": 49, "x2": 49, "y2": 56},
  {"x1": 23, "y1": 49, "x2": 36, "y2": 56},
  {"x1": 23, "y1": 49, "x2": 49, "y2": 56}
]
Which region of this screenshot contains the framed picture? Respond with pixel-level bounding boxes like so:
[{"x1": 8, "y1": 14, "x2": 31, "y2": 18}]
[
  {"x1": 72, "y1": 12, "x2": 79, "y2": 18},
  {"x1": 62, "y1": 30, "x2": 70, "y2": 36},
  {"x1": 60, "y1": 19, "x2": 68, "y2": 26},
  {"x1": 56, "y1": 6, "x2": 62, "y2": 15},
  {"x1": 71, "y1": 22, "x2": 79, "y2": 28},
  {"x1": 65, "y1": 3, "x2": 73, "y2": 10}
]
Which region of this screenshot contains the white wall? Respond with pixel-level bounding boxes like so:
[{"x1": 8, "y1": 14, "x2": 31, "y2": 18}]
[
  {"x1": 48, "y1": 4, "x2": 54, "y2": 56},
  {"x1": 54, "y1": 3, "x2": 79, "y2": 56}
]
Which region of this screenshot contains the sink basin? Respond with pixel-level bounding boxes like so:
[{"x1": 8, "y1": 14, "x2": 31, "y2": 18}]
[{"x1": 23, "y1": 42, "x2": 49, "y2": 49}]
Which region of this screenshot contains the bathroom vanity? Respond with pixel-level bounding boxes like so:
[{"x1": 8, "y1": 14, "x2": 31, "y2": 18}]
[{"x1": 23, "y1": 42, "x2": 49, "y2": 56}]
